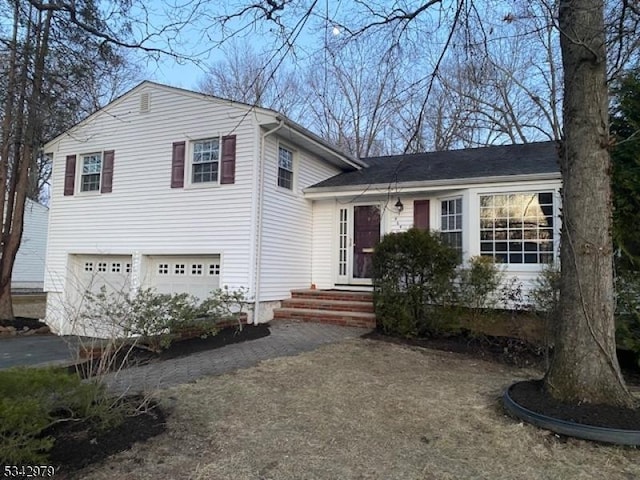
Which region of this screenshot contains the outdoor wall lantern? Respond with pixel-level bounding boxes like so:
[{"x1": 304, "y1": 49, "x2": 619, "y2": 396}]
[{"x1": 395, "y1": 197, "x2": 404, "y2": 213}]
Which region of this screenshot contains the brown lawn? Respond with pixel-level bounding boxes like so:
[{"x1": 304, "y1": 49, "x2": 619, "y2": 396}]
[{"x1": 78, "y1": 339, "x2": 640, "y2": 480}]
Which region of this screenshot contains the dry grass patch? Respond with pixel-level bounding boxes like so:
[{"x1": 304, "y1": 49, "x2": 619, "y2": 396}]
[{"x1": 78, "y1": 339, "x2": 640, "y2": 480}]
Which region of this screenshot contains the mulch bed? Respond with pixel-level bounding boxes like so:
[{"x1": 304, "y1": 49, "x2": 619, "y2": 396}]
[
  {"x1": 73, "y1": 324, "x2": 271, "y2": 377},
  {"x1": 0, "y1": 316, "x2": 50, "y2": 335},
  {"x1": 363, "y1": 329, "x2": 547, "y2": 368},
  {"x1": 0, "y1": 317, "x2": 45, "y2": 330},
  {"x1": 45, "y1": 396, "x2": 167, "y2": 475},
  {"x1": 366, "y1": 329, "x2": 640, "y2": 433},
  {"x1": 509, "y1": 379, "x2": 640, "y2": 430}
]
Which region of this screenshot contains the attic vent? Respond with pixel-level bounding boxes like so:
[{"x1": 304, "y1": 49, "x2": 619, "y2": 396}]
[{"x1": 140, "y1": 92, "x2": 150, "y2": 113}]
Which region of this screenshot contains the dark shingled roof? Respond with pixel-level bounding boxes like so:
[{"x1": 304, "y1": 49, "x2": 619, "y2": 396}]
[{"x1": 309, "y1": 141, "x2": 560, "y2": 190}]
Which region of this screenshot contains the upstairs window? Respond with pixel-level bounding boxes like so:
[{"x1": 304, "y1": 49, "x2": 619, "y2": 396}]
[
  {"x1": 277, "y1": 145, "x2": 293, "y2": 190},
  {"x1": 192, "y1": 139, "x2": 219, "y2": 183},
  {"x1": 441, "y1": 197, "x2": 463, "y2": 256},
  {"x1": 81, "y1": 153, "x2": 102, "y2": 192},
  {"x1": 480, "y1": 192, "x2": 555, "y2": 264}
]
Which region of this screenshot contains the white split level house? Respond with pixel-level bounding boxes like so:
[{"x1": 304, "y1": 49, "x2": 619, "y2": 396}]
[{"x1": 43, "y1": 81, "x2": 562, "y2": 336}]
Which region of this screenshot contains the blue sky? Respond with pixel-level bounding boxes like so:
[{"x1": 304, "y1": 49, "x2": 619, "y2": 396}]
[{"x1": 134, "y1": 0, "x2": 346, "y2": 90}]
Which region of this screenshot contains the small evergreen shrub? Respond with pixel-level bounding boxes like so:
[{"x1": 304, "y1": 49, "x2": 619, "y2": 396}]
[
  {"x1": 372, "y1": 228, "x2": 459, "y2": 336},
  {"x1": 529, "y1": 263, "x2": 561, "y2": 317},
  {"x1": 0, "y1": 368, "x2": 121, "y2": 465},
  {"x1": 456, "y1": 256, "x2": 504, "y2": 319}
]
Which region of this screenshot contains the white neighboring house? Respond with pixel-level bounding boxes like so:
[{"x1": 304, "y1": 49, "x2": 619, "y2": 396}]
[
  {"x1": 43, "y1": 81, "x2": 561, "y2": 336},
  {"x1": 12, "y1": 198, "x2": 49, "y2": 290}
]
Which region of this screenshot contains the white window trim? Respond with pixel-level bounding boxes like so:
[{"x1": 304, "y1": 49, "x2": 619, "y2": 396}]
[
  {"x1": 77, "y1": 152, "x2": 103, "y2": 195},
  {"x1": 187, "y1": 137, "x2": 221, "y2": 188},
  {"x1": 276, "y1": 142, "x2": 297, "y2": 193}
]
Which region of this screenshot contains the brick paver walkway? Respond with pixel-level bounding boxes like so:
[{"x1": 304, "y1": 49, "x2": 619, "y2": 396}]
[{"x1": 103, "y1": 321, "x2": 370, "y2": 394}]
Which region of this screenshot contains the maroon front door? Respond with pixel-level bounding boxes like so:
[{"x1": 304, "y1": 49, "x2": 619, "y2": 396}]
[{"x1": 353, "y1": 205, "x2": 381, "y2": 279}]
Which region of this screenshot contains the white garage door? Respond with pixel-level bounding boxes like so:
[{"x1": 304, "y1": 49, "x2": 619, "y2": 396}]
[
  {"x1": 146, "y1": 255, "x2": 221, "y2": 300},
  {"x1": 74, "y1": 255, "x2": 132, "y2": 297}
]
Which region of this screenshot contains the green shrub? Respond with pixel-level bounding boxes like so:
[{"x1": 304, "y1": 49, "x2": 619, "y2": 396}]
[
  {"x1": 0, "y1": 368, "x2": 122, "y2": 465},
  {"x1": 81, "y1": 286, "x2": 252, "y2": 351},
  {"x1": 372, "y1": 228, "x2": 459, "y2": 336},
  {"x1": 456, "y1": 256, "x2": 504, "y2": 317},
  {"x1": 529, "y1": 263, "x2": 561, "y2": 317},
  {"x1": 199, "y1": 286, "x2": 251, "y2": 331},
  {"x1": 82, "y1": 287, "x2": 203, "y2": 352}
]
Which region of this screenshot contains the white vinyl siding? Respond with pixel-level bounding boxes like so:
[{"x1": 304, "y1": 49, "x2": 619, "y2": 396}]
[
  {"x1": 12, "y1": 199, "x2": 48, "y2": 289},
  {"x1": 44, "y1": 85, "x2": 259, "y2": 329},
  {"x1": 259, "y1": 136, "x2": 342, "y2": 301}
]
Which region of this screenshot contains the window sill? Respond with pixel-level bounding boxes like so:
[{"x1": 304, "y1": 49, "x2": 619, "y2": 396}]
[
  {"x1": 75, "y1": 190, "x2": 102, "y2": 197},
  {"x1": 185, "y1": 181, "x2": 222, "y2": 190}
]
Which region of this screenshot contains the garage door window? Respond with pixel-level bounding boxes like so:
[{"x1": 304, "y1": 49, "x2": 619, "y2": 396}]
[
  {"x1": 191, "y1": 264, "x2": 203, "y2": 275},
  {"x1": 158, "y1": 264, "x2": 169, "y2": 275},
  {"x1": 208, "y1": 264, "x2": 220, "y2": 276},
  {"x1": 174, "y1": 264, "x2": 185, "y2": 275},
  {"x1": 98, "y1": 262, "x2": 107, "y2": 272},
  {"x1": 84, "y1": 262, "x2": 94, "y2": 272},
  {"x1": 111, "y1": 263, "x2": 121, "y2": 273}
]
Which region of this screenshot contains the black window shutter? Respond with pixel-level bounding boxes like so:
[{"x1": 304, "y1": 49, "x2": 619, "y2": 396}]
[
  {"x1": 171, "y1": 141, "x2": 185, "y2": 188},
  {"x1": 64, "y1": 155, "x2": 76, "y2": 196},
  {"x1": 101, "y1": 150, "x2": 114, "y2": 193},
  {"x1": 413, "y1": 200, "x2": 430, "y2": 230},
  {"x1": 220, "y1": 135, "x2": 236, "y2": 184}
]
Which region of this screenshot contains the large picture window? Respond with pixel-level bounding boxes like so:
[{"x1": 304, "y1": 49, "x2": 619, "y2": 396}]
[
  {"x1": 81, "y1": 153, "x2": 102, "y2": 192},
  {"x1": 277, "y1": 146, "x2": 294, "y2": 190},
  {"x1": 441, "y1": 197, "x2": 462, "y2": 255},
  {"x1": 192, "y1": 139, "x2": 219, "y2": 183},
  {"x1": 480, "y1": 192, "x2": 554, "y2": 264}
]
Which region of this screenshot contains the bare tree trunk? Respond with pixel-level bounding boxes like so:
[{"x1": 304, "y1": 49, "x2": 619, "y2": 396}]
[{"x1": 545, "y1": 0, "x2": 635, "y2": 407}]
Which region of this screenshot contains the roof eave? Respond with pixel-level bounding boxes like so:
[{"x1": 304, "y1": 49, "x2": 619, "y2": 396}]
[
  {"x1": 303, "y1": 172, "x2": 562, "y2": 198},
  {"x1": 273, "y1": 116, "x2": 366, "y2": 169}
]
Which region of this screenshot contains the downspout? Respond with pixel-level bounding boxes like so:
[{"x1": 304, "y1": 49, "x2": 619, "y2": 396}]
[{"x1": 253, "y1": 120, "x2": 285, "y2": 322}]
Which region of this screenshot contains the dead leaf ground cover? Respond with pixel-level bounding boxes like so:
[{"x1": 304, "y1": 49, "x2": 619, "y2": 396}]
[{"x1": 77, "y1": 339, "x2": 640, "y2": 480}]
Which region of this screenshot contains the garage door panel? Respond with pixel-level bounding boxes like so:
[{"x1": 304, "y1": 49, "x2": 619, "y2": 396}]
[
  {"x1": 75, "y1": 255, "x2": 132, "y2": 297},
  {"x1": 146, "y1": 255, "x2": 220, "y2": 300}
]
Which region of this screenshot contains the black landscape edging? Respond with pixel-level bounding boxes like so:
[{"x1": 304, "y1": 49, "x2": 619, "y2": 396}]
[{"x1": 503, "y1": 381, "x2": 640, "y2": 446}]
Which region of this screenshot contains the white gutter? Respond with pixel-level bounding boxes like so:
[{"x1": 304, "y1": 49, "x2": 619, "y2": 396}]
[
  {"x1": 303, "y1": 172, "x2": 562, "y2": 199},
  {"x1": 253, "y1": 120, "x2": 285, "y2": 322}
]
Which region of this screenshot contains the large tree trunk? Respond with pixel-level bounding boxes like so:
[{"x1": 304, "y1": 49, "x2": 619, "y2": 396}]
[{"x1": 544, "y1": 0, "x2": 635, "y2": 407}]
